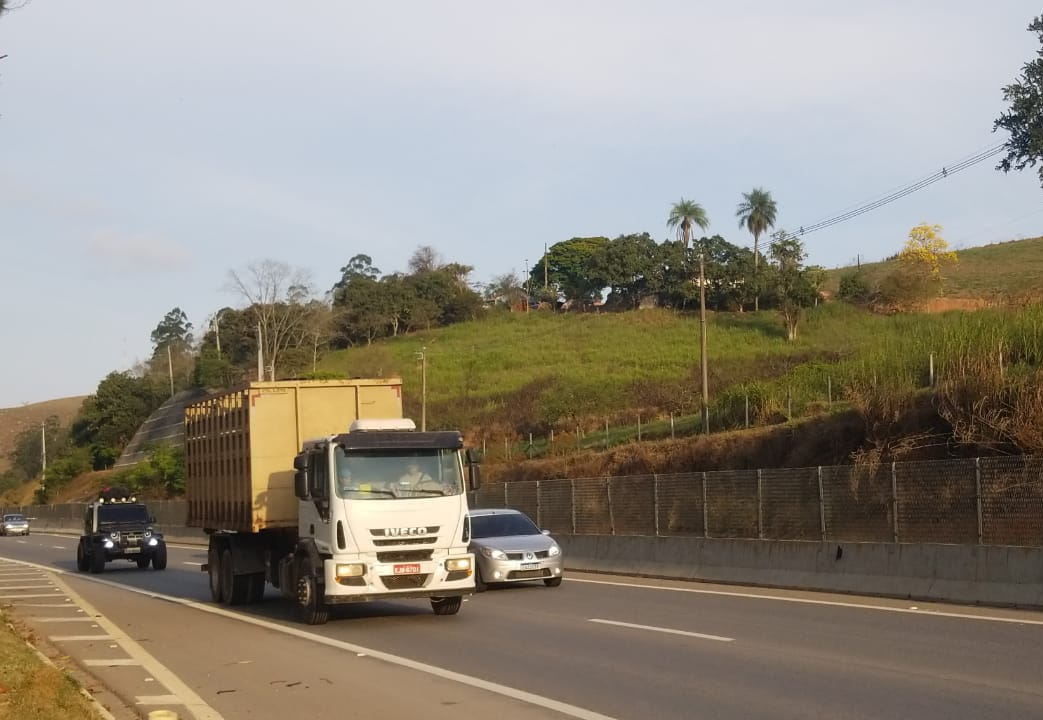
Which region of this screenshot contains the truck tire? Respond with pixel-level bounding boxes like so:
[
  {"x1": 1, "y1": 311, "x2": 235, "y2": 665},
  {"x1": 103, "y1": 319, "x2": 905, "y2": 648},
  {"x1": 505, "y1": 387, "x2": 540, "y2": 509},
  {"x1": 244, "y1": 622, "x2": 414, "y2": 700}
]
[
  {"x1": 247, "y1": 572, "x2": 266, "y2": 603},
  {"x1": 208, "y1": 546, "x2": 222, "y2": 602},
  {"x1": 76, "y1": 542, "x2": 90, "y2": 572},
  {"x1": 220, "y1": 548, "x2": 249, "y2": 605},
  {"x1": 431, "y1": 596, "x2": 462, "y2": 615},
  {"x1": 89, "y1": 543, "x2": 105, "y2": 574},
  {"x1": 152, "y1": 544, "x2": 168, "y2": 570},
  {"x1": 295, "y1": 558, "x2": 329, "y2": 625}
]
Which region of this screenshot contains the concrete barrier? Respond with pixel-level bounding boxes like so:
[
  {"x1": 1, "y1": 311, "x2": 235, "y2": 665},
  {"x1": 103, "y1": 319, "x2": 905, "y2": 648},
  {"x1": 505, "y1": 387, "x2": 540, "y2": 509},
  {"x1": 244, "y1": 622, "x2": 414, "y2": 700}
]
[{"x1": 557, "y1": 535, "x2": 1043, "y2": 608}]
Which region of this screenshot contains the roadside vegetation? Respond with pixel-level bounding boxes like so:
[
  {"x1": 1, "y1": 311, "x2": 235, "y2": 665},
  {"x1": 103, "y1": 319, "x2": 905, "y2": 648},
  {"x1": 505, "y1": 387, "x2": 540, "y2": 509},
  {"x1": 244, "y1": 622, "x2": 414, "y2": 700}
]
[{"x1": 0, "y1": 610, "x2": 102, "y2": 720}]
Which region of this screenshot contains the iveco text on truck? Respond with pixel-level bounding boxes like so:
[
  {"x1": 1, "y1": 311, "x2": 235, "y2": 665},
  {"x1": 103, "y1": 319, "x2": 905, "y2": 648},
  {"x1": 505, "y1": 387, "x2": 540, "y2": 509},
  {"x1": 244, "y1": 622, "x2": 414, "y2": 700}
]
[{"x1": 184, "y1": 379, "x2": 481, "y2": 624}]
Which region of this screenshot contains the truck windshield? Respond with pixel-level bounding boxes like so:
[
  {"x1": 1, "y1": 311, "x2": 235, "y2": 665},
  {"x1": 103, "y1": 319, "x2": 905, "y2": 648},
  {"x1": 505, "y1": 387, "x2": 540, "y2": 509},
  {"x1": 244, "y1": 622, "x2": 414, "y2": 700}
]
[
  {"x1": 98, "y1": 505, "x2": 150, "y2": 525},
  {"x1": 334, "y1": 447, "x2": 464, "y2": 500}
]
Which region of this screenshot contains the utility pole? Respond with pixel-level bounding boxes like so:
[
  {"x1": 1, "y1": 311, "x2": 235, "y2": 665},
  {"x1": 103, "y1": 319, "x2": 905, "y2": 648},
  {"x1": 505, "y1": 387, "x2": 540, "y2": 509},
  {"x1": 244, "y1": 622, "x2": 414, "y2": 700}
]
[
  {"x1": 40, "y1": 421, "x2": 47, "y2": 490},
  {"x1": 167, "y1": 344, "x2": 175, "y2": 397},
  {"x1": 699, "y1": 253, "x2": 709, "y2": 434},
  {"x1": 544, "y1": 243, "x2": 549, "y2": 289},
  {"x1": 257, "y1": 322, "x2": 264, "y2": 382},
  {"x1": 415, "y1": 346, "x2": 428, "y2": 431},
  {"x1": 524, "y1": 259, "x2": 530, "y2": 313}
]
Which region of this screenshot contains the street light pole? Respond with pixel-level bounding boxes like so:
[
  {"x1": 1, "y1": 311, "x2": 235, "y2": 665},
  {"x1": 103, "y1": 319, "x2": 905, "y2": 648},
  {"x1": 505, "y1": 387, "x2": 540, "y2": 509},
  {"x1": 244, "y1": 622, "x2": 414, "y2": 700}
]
[{"x1": 699, "y1": 253, "x2": 709, "y2": 434}]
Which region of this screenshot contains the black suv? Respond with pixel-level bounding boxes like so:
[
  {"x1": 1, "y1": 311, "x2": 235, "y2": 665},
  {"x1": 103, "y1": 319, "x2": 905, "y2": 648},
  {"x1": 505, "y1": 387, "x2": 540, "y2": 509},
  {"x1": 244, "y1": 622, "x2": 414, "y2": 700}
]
[{"x1": 76, "y1": 487, "x2": 168, "y2": 573}]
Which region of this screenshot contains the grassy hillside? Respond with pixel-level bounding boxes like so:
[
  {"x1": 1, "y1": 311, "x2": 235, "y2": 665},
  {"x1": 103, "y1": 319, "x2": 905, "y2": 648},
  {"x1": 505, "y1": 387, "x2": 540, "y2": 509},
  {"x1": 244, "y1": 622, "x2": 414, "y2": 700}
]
[
  {"x1": 0, "y1": 397, "x2": 86, "y2": 473},
  {"x1": 823, "y1": 235, "x2": 1043, "y2": 301}
]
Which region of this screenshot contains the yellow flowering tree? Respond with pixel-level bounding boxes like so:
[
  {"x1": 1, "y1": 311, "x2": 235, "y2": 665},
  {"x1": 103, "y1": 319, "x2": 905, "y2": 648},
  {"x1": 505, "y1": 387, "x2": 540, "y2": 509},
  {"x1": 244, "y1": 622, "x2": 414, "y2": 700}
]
[{"x1": 898, "y1": 223, "x2": 958, "y2": 278}]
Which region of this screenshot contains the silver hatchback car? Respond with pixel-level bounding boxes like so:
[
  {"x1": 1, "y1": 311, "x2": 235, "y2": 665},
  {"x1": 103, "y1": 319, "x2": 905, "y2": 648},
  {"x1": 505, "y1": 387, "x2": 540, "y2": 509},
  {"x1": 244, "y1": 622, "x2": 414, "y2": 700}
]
[
  {"x1": 468, "y1": 508, "x2": 563, "y2": 592},
  {"x1": 1, "y1": 513, "x2": 30, "y2": 536}
]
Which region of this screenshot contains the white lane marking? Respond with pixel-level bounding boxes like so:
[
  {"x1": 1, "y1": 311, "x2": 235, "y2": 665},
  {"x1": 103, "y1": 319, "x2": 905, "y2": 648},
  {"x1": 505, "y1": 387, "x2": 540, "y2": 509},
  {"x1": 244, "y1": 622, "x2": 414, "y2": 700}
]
[
  {"x1": 45, "y1": 571, "x2": 225, "y2": 720},
  {"x1": 18, "y1": 603, "x2": 74, "y2": 608},
  {"x1": 182, "y1": 562, "x2": 203, "y2": 567},
  {"x1": 569, "y1": 578, "x2": 1043, "y2": 626},
  {"x1": 136, "y1": 695, "x2": 182, "y2": 705},
  {"x1": 10, "y1": 558, "x2": 619, "y2": 720},
  {"x1": 38, "y1": 617, "x2": 96, "y2": 622},
  {"x1": 52, "y1": 545, "x2": 66, "y2": 549},
  {"x1": 84, "y1": 658, "x2": 141, "y2": 667},
  {"x1": 0, "y1": 592, "x2": 62, "y2": 599},
  {"x1": 0, "y1": 584, "x2": 55, "y2": 590},
  {"x1": 0, "y1": 572, "x2": 46, "y2": 577},
  {"x1": 589, "y1": 618, "x2": 734, "y2": 642},
  {"x1": 50, "y1": 635, "x2": 114, "y2": 641}
]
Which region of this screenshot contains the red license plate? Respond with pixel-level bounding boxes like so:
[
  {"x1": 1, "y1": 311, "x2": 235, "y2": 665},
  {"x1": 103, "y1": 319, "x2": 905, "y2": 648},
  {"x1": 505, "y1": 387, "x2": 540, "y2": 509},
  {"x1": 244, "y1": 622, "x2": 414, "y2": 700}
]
[{"x1": 393, "y1": 563, "x2": 421, "y2": 575}]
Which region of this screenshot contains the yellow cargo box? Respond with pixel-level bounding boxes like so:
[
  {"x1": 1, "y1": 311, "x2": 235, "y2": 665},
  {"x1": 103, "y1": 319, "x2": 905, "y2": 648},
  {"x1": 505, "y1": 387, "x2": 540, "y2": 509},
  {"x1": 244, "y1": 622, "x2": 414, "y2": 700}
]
[{"x1": 185, "y1": 378, "x2": 404, "y2": 533}]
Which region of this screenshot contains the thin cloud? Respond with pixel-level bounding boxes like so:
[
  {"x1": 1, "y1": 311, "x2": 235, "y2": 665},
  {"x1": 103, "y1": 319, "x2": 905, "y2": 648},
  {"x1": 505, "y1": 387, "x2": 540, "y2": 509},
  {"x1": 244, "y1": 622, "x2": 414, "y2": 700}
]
[{"x1": 86, "y1": 230, "x2": 194, "y2": 272}]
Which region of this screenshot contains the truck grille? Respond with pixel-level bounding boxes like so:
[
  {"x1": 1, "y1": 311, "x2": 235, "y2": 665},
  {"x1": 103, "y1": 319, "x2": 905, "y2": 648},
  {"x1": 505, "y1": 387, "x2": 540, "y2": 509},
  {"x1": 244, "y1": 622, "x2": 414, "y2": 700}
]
[
  {"x1": 381, "y1": 574, "x2": 430, "y2": 590},
  {"x1": 373, "y1": 537, "x2": 436, "y2": 547},
  {"x1": 377, "y1": 550, "x2": 433, "y2": 563}
]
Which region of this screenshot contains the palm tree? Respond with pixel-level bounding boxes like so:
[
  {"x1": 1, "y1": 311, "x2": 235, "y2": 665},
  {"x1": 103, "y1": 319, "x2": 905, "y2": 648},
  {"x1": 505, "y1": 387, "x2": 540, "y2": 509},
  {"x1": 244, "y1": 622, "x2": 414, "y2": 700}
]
[
  {"x1": 736, "y1": 188, "x2": 778, "y2": 311},
  {"x1": 667, "y1": 198, "x2": 710, "y2": 250}
]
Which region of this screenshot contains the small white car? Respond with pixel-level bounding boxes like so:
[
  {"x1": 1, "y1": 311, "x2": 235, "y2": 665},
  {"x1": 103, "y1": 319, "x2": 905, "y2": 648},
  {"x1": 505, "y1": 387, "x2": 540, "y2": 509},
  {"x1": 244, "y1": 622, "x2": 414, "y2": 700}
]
[
  {"x1": 1, "y1": 513, "x2": 30, "y2": 536},
  {"x1": 468, "y1": 508, "x2": 563, "y2": 592}
]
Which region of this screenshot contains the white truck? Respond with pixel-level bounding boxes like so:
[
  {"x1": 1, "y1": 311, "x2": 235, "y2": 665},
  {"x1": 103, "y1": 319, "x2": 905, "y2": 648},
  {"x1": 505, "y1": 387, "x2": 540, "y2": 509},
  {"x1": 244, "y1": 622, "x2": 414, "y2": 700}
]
[{"x1": 184, "y1": 379, "x2": 481, "y2": 624}]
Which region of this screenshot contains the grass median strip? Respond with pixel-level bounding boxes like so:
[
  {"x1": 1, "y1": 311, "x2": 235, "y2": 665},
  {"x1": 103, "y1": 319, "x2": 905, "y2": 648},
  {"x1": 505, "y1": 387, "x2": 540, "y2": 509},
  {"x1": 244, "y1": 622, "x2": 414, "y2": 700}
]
[{"x1": 0, "y1": 608, "x2": 107, "y2": 720}]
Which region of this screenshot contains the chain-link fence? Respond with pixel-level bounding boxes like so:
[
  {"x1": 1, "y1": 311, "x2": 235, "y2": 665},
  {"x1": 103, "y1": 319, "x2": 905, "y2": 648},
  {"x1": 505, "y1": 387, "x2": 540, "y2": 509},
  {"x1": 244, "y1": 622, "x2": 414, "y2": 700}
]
[{"x1": 472, "y1": 455, "x2": 1043, "y2": 547}]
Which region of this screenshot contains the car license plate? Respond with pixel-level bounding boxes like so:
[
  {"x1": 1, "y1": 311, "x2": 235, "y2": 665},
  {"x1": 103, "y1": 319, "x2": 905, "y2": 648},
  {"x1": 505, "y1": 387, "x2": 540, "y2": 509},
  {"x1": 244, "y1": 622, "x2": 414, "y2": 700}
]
[
  {"x1": 393, "y1": 563, "x2": 421, "y2": 575},
  {"x1": 125, "y1": 547, "x2": 140, "y2": 553},
  {"x1": 521, "y1": 562, "x2": 539, "y2": 570}
]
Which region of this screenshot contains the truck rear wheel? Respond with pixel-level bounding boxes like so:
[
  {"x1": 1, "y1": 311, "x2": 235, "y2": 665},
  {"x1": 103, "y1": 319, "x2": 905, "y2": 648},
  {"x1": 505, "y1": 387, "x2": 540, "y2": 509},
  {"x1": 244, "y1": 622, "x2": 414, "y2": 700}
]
[
  {"x1": 431, "y1": 596, "x2": 462, "y2": 615},
  {"x1": 208, "y1": 546, "x2": 222, "y2": 602},
  {"x1": 221, "y1": 548, "x2": 249, "y2": 605}
]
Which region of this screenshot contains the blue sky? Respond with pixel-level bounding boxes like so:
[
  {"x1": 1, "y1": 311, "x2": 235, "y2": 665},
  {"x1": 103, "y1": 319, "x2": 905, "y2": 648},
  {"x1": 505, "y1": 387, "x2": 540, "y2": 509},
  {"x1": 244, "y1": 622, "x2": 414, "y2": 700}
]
[{"x1": 2, "y1": 1, "x2": 1041, "y2": 408}]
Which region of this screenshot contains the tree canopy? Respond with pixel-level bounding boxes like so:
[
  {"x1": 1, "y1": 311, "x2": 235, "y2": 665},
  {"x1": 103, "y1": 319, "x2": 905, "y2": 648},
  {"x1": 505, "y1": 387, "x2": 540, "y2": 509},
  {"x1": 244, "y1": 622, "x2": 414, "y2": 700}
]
[{"x1": 995, "y1": 15, "x2": 1043, "y2": 192}]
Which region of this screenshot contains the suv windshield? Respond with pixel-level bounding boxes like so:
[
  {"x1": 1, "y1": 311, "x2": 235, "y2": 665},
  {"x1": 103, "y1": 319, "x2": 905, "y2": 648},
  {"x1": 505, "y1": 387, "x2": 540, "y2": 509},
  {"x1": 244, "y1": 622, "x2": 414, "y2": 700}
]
[
  {"x1": 470, "y1": 513, "x2": 540, "y2": 539},
  {"x1": 98, "y1": 505, "x2": 150, "y2": 525},
  {"x1": 334, "y1": 447, "x2": 463, "y2": 500}
]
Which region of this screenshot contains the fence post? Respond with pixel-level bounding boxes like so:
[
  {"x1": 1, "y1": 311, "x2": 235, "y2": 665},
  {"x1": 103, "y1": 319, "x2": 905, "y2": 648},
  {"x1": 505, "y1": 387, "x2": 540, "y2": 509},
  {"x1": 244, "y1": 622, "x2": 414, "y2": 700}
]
[
  {"x1": 745, "y1": 393, "x2": 750, "y2": 428},
  {"x1": 637, "y1": 414, "x2": 642, "y2": 442},
  {"x1": 670, "y1": 413, "x2": 675, "y2": 439},
  {"x1": 757, "y1": 469, "x2": 764, "y2": 540},
  {"x1": 929, "y1": 352, "x2": 935, "y2": 387},
  {"x1": 607, "y1": 477, "x2": 615, "y2": 535},
  {"x1": 503, "y1": 481, "x2": 508, "y2": 507},
  {"x1": 817, "y1": 466, "x2": 826, "y2": 541},
  {"x1": 605, "y1": 419, "x2": 610, "y2": 448},
  {"x1": 827, "y1": 377, "x2": 833, "y2": 408},
  {"x1": 570, "y1": 479, "x2": 577, "y2": 535},
  {"x1": 891, "y1": 461, "x2": 899, "y2": 543},
  {"x1": 653, "y1": 473, "x2": 660, "y2": 537},
  {"x1": 536, "y1": 480, "x2": 542, "y2": 529},
  {"x1": 975, "y1": 457, "x2": 983, "y2": 545},
  {"x1": 702, "y1": 471, "x2": 709, "y2": 539}
]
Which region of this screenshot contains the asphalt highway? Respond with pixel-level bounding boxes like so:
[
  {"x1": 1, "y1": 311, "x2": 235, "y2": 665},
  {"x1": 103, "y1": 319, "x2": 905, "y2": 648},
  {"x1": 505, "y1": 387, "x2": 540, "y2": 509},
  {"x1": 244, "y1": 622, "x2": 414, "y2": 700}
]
[{"x1": 2, "y1": 533, "x2": 1042, "y2": 720}]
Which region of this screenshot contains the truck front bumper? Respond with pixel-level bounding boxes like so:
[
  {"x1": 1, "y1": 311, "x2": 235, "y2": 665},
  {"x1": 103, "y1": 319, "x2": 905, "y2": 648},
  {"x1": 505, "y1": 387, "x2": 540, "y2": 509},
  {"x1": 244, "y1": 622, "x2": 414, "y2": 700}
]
[{"x1": 322, "y1": 553, "x2": 476, "y2": 602}]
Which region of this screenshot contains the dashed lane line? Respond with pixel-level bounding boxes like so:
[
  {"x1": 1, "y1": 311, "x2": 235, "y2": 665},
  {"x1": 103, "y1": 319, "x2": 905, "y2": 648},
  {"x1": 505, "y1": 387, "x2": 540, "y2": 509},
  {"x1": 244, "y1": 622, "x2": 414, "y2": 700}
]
[{"x1": 589, "y1": 618, "x2": 734, "y2": 642}]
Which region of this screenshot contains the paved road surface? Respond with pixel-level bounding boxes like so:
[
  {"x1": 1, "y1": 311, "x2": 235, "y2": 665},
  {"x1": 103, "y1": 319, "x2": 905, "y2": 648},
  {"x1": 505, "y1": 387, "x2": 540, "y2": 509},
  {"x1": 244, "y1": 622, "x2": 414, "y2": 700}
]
[{"x1": 2, "y1": 533, "x2": 1042, "y2": 720}]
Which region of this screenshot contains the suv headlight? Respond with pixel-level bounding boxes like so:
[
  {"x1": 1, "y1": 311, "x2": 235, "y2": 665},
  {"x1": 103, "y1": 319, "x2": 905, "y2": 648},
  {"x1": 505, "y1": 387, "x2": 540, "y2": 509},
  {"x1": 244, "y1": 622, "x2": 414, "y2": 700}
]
[{"x1": 480, "y1": 547, "x2": 507, "y2": 560}]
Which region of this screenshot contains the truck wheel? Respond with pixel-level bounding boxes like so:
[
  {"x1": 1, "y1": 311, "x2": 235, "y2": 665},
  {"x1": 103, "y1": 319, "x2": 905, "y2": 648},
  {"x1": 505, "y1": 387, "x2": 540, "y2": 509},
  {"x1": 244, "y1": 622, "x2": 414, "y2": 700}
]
[
  {"x1": 247, "y1": 572, "x2": 266, "y2": 603},
  {"x1": 208, "y1": 546, "x2": 222, "y2": 602},
  {"x1": 76, "y1": 543, "x2": 90, "y2": 572},
  {"x1": 89, "y1": 544, "x2": 105, "y2": 574},
  {"x1": 220, "y1": 549, "x2": 249, "y2": 605},
  {"x1": 152, "y1": 544, "x2": 168, "y2": 570},
  {"x1": 431, "y1": 596, "x2": 462, "y2": 615},
  {"x1": 296, "y1": 569, "x2": 329, "y2": 625}
]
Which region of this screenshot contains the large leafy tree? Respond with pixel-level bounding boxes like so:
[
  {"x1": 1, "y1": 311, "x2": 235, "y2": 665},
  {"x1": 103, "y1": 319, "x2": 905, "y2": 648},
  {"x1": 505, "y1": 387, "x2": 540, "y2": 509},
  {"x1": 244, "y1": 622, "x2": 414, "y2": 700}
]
[
  {"x1": 70, "y1": 372, "x2": 163, "y2": 469},
  {"x1": 736, "y1": 188, "x2": 778, "y2": 311},
  {"x1": 995, "y1": 15, "x2": 1043, "y2": 191},
  {"x1": 541, "y1": 237, "x2": 610, "y2": 307},
  {"x1": 667, "y1": 198, "x2": 710, "y2": 251},
  {"x1": 587, "y1": 233, "x2": 659, "y2": 310}
]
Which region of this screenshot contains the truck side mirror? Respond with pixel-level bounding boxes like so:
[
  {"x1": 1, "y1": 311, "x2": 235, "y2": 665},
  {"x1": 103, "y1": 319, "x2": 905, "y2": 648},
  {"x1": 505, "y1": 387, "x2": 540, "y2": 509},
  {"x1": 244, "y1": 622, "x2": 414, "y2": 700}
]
[
  {"x1": 293, "y1": 454, "x2": 310, "y2": 500},
  {"x1": 466, "y1": 448, "x2": 482, "y2": 491}
]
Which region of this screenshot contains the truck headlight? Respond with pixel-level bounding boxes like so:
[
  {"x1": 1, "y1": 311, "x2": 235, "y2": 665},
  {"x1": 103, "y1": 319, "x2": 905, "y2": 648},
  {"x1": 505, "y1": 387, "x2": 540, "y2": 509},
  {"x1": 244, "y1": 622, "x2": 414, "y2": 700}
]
[
  {"x1": 335, "y1": 563, "x2": 366, "y2": 578},
  {"x1": 480, "y1": 547, "x2": 507, "y2": 560},
  {"x1": 548, "y1": 545, "x2": 561, "y2": 557},
  {"x1": 445, "y1": 557, "x2": 471, "y2": 572}
]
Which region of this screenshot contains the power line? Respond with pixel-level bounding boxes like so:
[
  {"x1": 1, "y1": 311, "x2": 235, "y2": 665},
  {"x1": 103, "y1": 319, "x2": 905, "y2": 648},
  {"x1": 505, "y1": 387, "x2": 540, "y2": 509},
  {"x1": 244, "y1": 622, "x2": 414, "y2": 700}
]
[{"x1": 785, "y1": 142, "x2": 1006, "y2": 240}]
